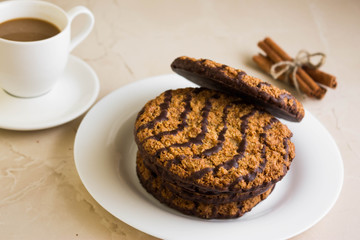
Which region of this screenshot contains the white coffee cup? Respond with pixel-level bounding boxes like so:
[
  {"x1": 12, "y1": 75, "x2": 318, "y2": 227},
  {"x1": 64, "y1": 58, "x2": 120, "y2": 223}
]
[{"x1": 0, "y1": 0, "x2": 94, "y2": 98}]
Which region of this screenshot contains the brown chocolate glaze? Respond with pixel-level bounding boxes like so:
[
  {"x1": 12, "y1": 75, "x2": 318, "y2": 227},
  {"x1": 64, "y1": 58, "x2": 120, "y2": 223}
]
[
  {"x1": 136, "y1": 90, "x2": 172, "y2": 133},
  {"x1": 142, "y1": 92, "x2": 193, "y2": 143},
  {"x1": 141, "y1": 156, "x2": 273, "y2": 204},
  {"x1": 147, "y1": 93, "x2": 215, "y2": 161}
]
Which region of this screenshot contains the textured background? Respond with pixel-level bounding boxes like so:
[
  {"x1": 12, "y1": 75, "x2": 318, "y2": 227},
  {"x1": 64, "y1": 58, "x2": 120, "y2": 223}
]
[{"x1": 0, "y1": 0, "x2": 359, "y2": 239}]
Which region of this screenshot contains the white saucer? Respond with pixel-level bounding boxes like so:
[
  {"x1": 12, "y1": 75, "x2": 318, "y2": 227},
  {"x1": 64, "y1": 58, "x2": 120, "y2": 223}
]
[{"x1": 0, "y1": 55, "x2": 100, "y2": 131}]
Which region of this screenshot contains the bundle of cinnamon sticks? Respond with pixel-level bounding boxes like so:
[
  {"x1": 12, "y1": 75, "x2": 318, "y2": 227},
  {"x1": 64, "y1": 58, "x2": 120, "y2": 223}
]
[{"x1": 253, "y1": 37, "x2": 337, "y2": 99}]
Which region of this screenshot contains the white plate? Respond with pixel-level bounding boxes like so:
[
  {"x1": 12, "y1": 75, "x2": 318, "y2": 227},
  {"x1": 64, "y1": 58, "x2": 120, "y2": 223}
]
[
  {"x1": 0, "y1": 55, "x2": 99, "y2": 131},
  {"x1": 74, "y1": 74, "x2": 343, "y2": 240}
]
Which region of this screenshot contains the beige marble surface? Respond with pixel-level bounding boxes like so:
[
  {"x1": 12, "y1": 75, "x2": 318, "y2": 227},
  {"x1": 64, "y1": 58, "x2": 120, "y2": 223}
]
[{"x1": 0, "y1": 0, "x2": 359, "y2": 239}]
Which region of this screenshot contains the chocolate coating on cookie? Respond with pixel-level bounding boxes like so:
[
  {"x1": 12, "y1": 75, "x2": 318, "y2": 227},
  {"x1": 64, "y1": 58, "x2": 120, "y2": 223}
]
[
  {"x1": 171, "y1": 56, "x2": 304, "y2": 122},
  {"x1": 142, "y1": 153, "x2": 273, "y2": 204},
  {"x1": 135, "y1": 88, "x2": 295, "y2": 194}
]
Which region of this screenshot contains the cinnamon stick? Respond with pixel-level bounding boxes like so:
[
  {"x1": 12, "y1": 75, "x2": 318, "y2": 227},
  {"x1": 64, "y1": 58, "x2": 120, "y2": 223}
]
[
  {"x1": 303, "y1": 66, "x2": 337, "y2": 88},
  {"x1": 263, "y1": 38, "x2": 337, "y2": 89},
  {"x1": 263, "y1": 37, "x2": 326, "y2": 99},
  {"x1": 253, "y1": 54, "x2": 313, "y2": 95},
  {"x1": 257, "y1": 41, "x2": 283, "y2": 63},
  {"x1": 263, "y1": 37, "x2": 292, "y2": 61},
  {"x1": 317, "y1": 85, "x2": 327, "y2": 99},
  {"x1": 252, "y1": 54, "x2": 272, "y2": 74},
  {"x1": 257, "y1": 41, "x2": 315, "y2": 97}
]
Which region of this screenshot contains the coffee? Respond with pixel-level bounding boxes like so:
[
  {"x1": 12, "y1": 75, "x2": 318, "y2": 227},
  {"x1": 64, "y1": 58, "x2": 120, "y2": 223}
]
[{"x1": 0, "y1": 18, "x2": 60, "y2": 42}]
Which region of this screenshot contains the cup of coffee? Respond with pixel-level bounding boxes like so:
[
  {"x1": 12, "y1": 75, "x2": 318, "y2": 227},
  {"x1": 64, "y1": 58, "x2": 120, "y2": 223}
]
[{"x1": 0, "y1": 0, "x2": 94, "y2": 98}]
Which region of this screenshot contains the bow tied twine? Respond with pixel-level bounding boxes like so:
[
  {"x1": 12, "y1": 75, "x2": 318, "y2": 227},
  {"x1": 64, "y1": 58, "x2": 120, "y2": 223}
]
[{"x1": 269, "y1": 50, "x2": 326, "y2": 93}]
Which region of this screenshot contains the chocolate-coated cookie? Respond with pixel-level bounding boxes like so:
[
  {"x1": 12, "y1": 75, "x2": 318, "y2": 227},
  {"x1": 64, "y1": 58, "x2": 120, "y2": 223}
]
[
  {"x1": 171, "y1": 56, "x2": 304, "y2": 122},
  {"x1": 134, "y1": 88, "x2": 295, "y2": 194}
]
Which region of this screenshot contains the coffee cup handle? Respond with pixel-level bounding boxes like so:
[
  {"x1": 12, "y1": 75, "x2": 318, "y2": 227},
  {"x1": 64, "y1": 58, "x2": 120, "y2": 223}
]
[{"x1": 67, "y1": 6, "x2": 94, "y2": 52}]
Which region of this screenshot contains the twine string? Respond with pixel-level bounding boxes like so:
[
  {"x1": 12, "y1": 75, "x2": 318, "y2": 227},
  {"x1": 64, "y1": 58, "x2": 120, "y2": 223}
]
[{"x1": 270, "y1": 50, "x2": 326, "y2": 92}]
